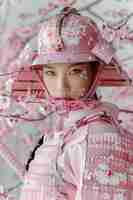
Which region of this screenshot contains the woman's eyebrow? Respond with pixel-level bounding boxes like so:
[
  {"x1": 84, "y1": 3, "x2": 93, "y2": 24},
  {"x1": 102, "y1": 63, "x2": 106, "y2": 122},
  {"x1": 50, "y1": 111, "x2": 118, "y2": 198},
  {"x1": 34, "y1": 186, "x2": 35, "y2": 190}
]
[
  {"x1": 70, "y1": 63, "x2": 87, "y2": 67},
  {"x1": 44, "y1": 65, "x2": 54, "y2": 69}
]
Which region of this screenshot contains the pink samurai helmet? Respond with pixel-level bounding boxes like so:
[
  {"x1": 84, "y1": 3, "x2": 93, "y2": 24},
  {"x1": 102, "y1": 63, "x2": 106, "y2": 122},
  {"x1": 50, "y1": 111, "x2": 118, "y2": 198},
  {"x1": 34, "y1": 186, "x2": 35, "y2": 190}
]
[
  {"x1": 34, "y1": 7, "x2": 131, "y2": 86},
  {"x1": 12, "y1": 7, "x2": 132, "y2": 98}
]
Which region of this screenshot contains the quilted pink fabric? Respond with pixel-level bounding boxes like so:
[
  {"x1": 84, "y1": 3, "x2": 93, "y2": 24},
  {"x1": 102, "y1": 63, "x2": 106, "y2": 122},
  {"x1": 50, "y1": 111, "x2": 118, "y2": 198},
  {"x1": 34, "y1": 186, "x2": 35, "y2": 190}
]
[{"x1": 19, "y1": 99, "x2": 133, "y2": 200}]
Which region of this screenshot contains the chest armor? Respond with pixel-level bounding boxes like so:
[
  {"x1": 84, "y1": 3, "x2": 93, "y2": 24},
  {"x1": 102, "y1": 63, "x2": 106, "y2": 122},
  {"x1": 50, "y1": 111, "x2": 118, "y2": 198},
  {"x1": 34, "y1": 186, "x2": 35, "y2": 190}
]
[{"x1": 82, "y1": 120, "x2": 133, "y2": 200}]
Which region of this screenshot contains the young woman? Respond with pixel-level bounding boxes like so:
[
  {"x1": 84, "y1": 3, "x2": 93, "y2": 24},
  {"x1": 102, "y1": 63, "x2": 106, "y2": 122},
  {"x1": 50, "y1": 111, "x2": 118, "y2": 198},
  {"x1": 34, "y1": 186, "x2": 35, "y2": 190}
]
[{"x1": 19, "y1": 7, "x2": 133, "y2": 200}]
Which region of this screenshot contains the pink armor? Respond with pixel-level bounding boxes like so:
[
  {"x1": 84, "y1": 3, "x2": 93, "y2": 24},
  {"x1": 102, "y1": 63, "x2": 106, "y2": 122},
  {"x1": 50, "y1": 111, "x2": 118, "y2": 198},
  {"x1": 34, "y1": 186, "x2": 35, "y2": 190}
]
[
  {"x1": 12, "y1": 7, "x2": 132, "y2": 100},
  {"x1": 19, "y1": 7, "x2": 133, "y2": 200},
  {"x1": 19, "y1": 99, "x2": 133, "y2": 200},
  {"x1": 34, "y1": 7, "x2": 131, "y2": 88}
]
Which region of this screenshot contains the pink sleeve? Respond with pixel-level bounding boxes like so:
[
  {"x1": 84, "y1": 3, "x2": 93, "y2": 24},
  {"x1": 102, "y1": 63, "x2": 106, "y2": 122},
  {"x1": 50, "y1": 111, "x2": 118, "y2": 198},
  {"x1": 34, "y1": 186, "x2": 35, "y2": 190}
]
[
  {"x1": 57, "y1": 140, "x2": 86, "y2": 200},
  {"x1": 20, "y1": 135, "x2": 72, "y2": 200}
]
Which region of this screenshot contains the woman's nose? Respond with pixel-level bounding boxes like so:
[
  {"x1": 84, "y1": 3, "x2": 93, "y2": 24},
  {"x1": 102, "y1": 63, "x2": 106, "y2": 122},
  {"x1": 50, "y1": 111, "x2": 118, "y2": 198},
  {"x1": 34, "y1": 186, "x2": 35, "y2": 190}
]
[{"x1": 56, "y1": 76, "x2": 70, "y2": 97}]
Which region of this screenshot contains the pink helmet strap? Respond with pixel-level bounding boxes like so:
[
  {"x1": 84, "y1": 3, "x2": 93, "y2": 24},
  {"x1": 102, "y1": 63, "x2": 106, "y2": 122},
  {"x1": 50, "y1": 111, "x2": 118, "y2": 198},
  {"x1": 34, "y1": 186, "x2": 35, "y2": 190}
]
[
  {"x1": 83, "y1": 63, "x2": 104, "y2": 100},
  {"x1": 35, "y1": 68, "x2": 51, "y2": 96}
]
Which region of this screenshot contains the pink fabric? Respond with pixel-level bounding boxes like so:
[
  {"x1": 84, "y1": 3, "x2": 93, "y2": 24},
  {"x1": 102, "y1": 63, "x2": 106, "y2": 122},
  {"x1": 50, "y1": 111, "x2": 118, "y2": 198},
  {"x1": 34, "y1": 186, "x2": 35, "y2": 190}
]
[{"x1": 19, "y1": 99, "x2": 133, "y2": 200}]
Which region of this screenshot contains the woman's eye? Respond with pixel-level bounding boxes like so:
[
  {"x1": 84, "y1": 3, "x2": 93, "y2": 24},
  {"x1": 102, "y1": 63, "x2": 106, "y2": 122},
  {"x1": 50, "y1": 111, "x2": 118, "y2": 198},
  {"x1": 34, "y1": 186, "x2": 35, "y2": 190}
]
[
  {"x1": 70, "y1": 69, "x2": 82, "y2": 75},
  {"x1": 44, "y1": 71, "x2": 56, "y2": 76}
]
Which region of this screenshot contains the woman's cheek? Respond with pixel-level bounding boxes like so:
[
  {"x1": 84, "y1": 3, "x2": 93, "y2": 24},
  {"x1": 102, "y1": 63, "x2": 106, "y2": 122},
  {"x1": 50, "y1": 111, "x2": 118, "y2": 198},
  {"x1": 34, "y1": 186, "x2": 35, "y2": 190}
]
[
  {"x1": 70, "y1": 86, "x2": 88, "y2": 98},
  {"x1": 71, "y1": 77, "x2": 89, "y2": 89},
  {"x1": 70, "y1": 78, "x2": 90, "y2": 98},
  {"x1": 43, "y1": 78, "x2": 56, "y2": 94}
]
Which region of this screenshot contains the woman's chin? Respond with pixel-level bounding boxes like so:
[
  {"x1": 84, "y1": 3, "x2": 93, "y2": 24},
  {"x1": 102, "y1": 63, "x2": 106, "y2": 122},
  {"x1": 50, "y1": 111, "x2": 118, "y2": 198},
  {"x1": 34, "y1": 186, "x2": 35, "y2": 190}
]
[{"x1": 51, "y1": 97, "x2": 75, "y2": 101}]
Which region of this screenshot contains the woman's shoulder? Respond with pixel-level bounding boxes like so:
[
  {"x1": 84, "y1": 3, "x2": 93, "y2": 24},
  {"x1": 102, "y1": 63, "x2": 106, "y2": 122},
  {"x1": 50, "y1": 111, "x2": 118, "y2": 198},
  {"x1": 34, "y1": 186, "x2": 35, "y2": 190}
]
[
  {"x1": 64, "y1": 100, "x2": 133, "y2": 147},
  {"x1": 94, "y1": 100, "x2": 119, "y2": 119}
]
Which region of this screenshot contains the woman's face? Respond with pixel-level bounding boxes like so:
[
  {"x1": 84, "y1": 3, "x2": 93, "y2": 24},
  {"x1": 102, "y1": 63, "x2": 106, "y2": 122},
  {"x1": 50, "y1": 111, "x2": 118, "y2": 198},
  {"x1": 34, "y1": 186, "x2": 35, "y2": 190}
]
[{"x1": 43, "y1": 62, "x2": 93, "y2": 99}]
